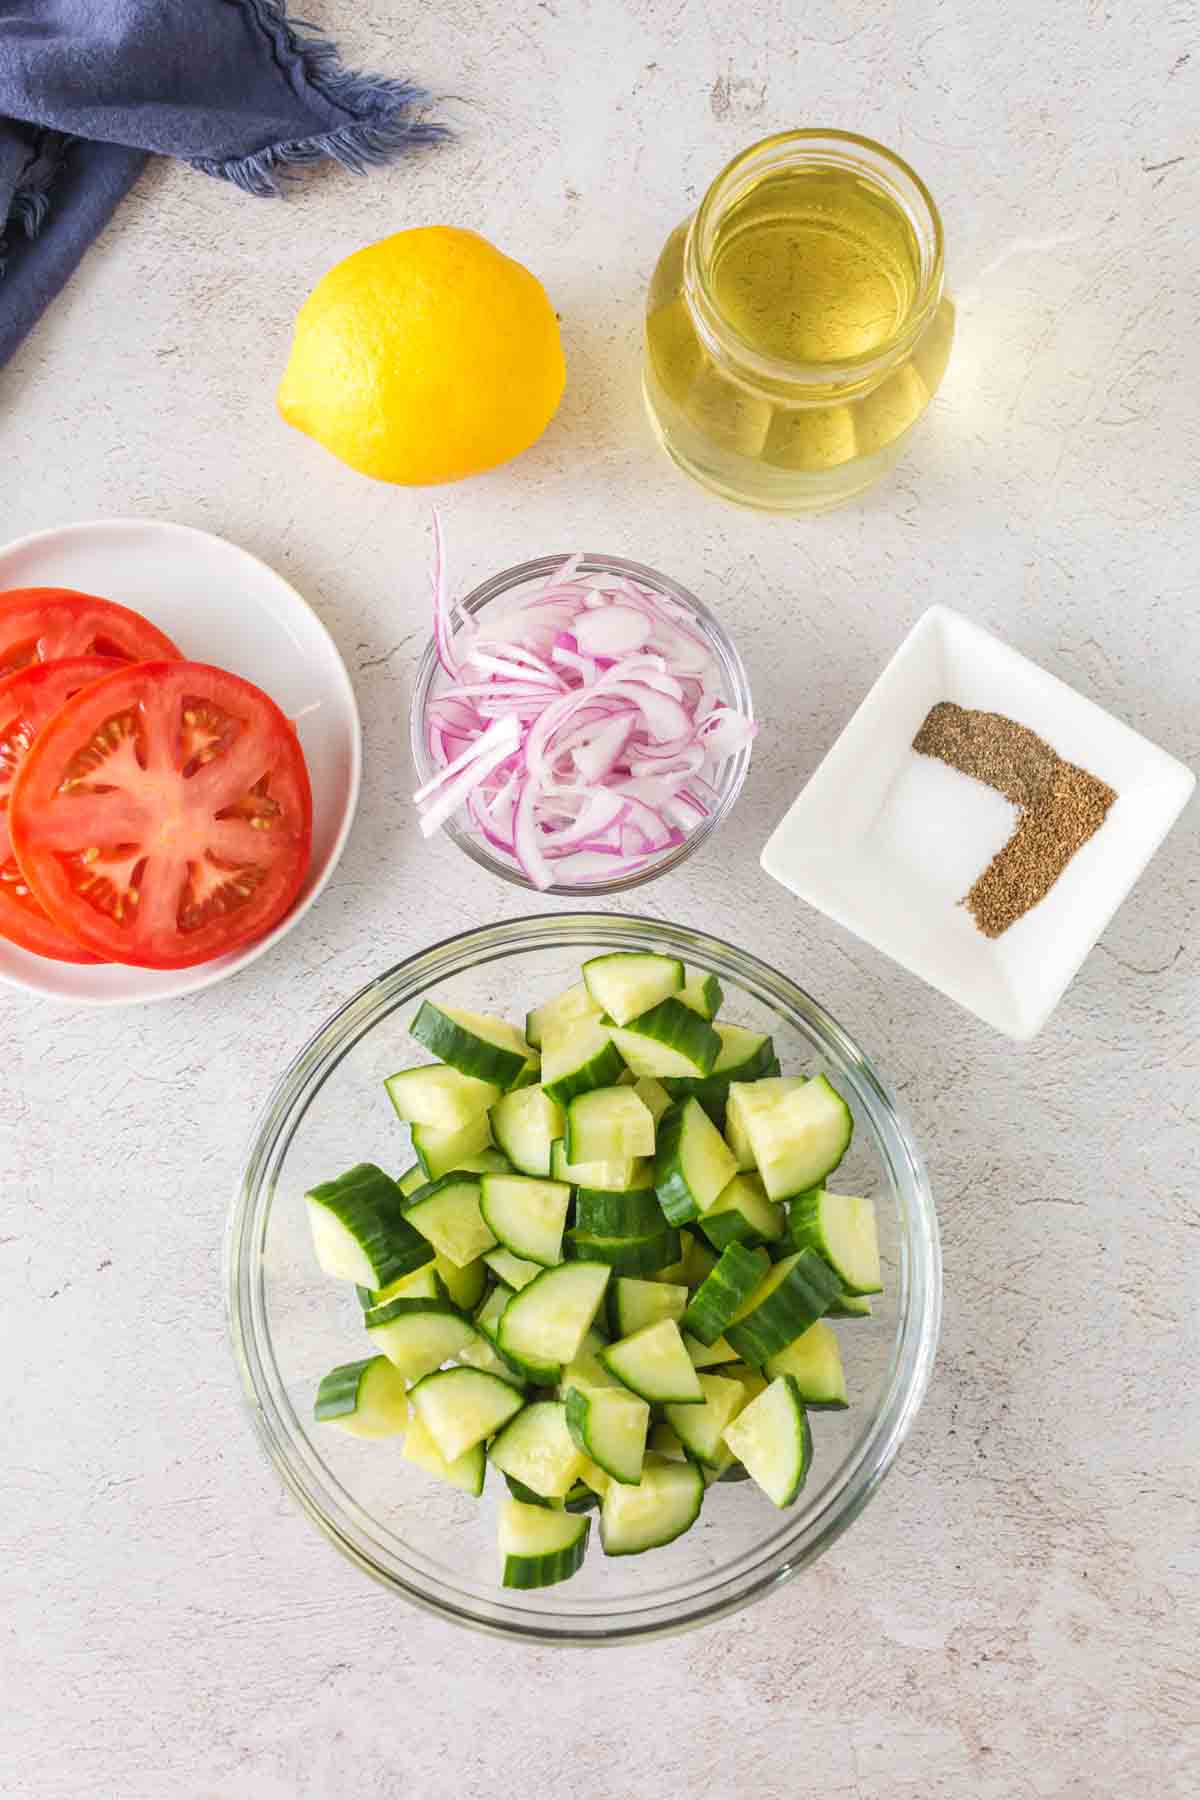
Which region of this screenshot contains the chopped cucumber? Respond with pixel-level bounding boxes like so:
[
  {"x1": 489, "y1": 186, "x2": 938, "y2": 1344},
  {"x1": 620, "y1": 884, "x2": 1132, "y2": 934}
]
[
  {"x1": 724, "y1": 1075, "x2": 806, "y2": 1171},
  {"x1": 599, "y1": 1319, "x2": 703, "y2": 1405},
  {"x1": 662, "y1": 1024, "x2": 778, "y2": 1124},
  {"x1": 474, "y1": 1281, "x2": 515, "y2": 1347},
  {"x1": 788, "y1": 1189, "x2": 882, "y2": 1294},
  {"x1": 699, "y1": 1172, "x2": 786, "y2": 1250},
  {"x1": 313, "y1": 1355, "x2": 410, "y2": 1438},
  {"x1": 550, "y1": 1138, "x2": 651, "y2": 1191},
  {"x1": 482, "y1": 1246, "x2": 543, "y2": 1290},
  {"x1": 541, "y1": 1017, "x2": 626, "y2": 1106},
  {"x1": 683, "y1": 1331, "x2": 739, "y2": 1368},
  {"x1": 610, "y1": 999, "x2": 721, "y2": 1079},
  {"x1": 499, "y1": 1496, "x2": 590, "y2": 1588},
  {"x1": 565, "y1": 1384, "x2": 650, "y2": 1485},
  {"x1": 633, "y1": 1075, "x2": 672, "y2": 1124},
  {"x1": 410, "y1": 1366, "x2": 525, "y2": 1462},
  {"x1": 404, "y1": 1173, "x2": 496, "y2": 1268},
  {"x1": 828, "y1": 1291, "x2": 873, "y2": 1318},
  {"x1": 356, "y1": 1262, "x2": 445, "y2": 1317},
  {"x1": 654, "y1": 1230, "x2": 718, "y2": 1289},
  {"x1": 582, "y1": 952, "x2": 684, "y2": 1026},
  {"x1": 525, "y1": 981, "x2": 602, "y2": 1049},
  {"x1": 565, "y1": 1225, "x2": 681, "y2": 1276},
  {"x1": 306, "y1": 1164, "x2": 434, "y2": 1287},
  {"x1": 410, "y1": 1002, "x2": 534, "y2": 1090},
  {"x1": 574, "y1": 1187, "x2": 666, "y2": 1238},
  {"x1": 722, "y1": 1375, "x2": 813, "y2": 1507},
  {"x1": 765, "y1": 1320, "x2": 848, "y2": 1409},
  {"x1": 397, "y1": 1163, "x2": 427, "y2": 1197},
  {"x1": 456, "y1": 1331, "x2": 525, "y2": 1387},
  {"x1": 384, "y1": 1063, "x2": 500, "y2": 1130},
  {"x1": 664, "y1": 1371, "x2": 748, "y2": 1467},
  {"x1": 679, "y1": 970, "x2": 723, "y2": 1020},
  {"x1": 497, "y1": 1262, "x2": 611, "y2": 1376},
  {"x1": 724, "y1": 1248, "x2": 843, "y2": 1366},
  {"x1": 558, "y1": 1327, "x2": 621, "y2": 1395},
  {"x1": 728, "y1": 1074, "x2": 853, "y2": 1200},
  {"x1": 648, "y1": 1422, "x2": 688, "y2": 1460},
  {"x1": 411, "y1": 1113, "x2": 494, "y2": 1181},
  {"x1": 434, "y1": 1252, "x2": 487, "y2": 1313},
  {"x1": 503, "y1": 1472, "x2": 597, "y2": 1512},
  {"x1": 365, "y1": 1297, "x2": 476, "y2": 1382},
  {"x1": 489, "y1": 1401, "x2": 589, "y2": 1498},
  {"x1": 609, "y1": 1277, "x2": 688, "y2": 1339},
  {"x1": 600, "y1": 1454, "x2": 704, "y2": 1554},
  {"x1": 680, "y1": 1242, "x2": 770, "y2": 1346},
  {"x1": 654, "y1": 1098, "x2": 739, "y2": 1226},
  {"x1": 479, "y1": 1174, "x2": 572, "y2": 1267},
  {"x1": 566, "y1": 1086, "x2": 656, "y2": 1163},
  {"x1": 488, "y1": 1084, "x2": 564, "y2": 1177},
  {"x1": 402, "y1": 1411, "x2": 485, "y2": 1497}
]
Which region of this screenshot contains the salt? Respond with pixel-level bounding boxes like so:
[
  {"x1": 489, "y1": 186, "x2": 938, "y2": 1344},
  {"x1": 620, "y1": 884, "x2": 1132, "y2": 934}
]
[{"x1": 873, "y1": 753, "x2": 1018, "y2": 902}]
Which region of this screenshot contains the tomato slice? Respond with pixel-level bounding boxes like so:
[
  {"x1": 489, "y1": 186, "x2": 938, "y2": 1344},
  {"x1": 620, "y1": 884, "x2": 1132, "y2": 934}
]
[
  {"x1": 0, "y1": 657, "x2": 123, "y2": 962},
  {"x1": 10, "y1": 661, "x2": 313, "y2": 969},
  {"x1": 0, "y1": 587, "x2": 181, "y2": 679}
]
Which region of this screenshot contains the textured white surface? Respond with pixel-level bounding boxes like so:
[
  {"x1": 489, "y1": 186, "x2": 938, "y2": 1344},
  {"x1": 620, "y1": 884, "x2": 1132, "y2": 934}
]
[{"x1": 2, "y1": 2, "x2": 1197, "y2": 1796}]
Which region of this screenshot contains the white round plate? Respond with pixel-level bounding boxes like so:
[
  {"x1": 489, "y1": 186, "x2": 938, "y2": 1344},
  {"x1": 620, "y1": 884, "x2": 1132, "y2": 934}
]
[{"x1": 0, "y1": 518, "x2": 361, "y2": 1004}]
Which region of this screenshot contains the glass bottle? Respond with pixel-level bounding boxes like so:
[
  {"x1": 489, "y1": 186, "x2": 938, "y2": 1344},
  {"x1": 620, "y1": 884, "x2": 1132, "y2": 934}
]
[{"x1": 643, "y1": 129, "x2": 955, "y2": 512}]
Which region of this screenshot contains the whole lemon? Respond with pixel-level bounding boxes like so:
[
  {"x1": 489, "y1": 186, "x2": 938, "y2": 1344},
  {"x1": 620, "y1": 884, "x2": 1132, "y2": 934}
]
[{"x1": 278, "y1": 226, "x2": 565, "y2": 485}]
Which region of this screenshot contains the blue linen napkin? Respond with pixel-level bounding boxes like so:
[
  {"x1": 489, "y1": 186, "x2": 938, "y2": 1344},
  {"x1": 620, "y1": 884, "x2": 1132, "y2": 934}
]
[{"x1": 0, "y1": 0, "x2": 444, "y2": 366}]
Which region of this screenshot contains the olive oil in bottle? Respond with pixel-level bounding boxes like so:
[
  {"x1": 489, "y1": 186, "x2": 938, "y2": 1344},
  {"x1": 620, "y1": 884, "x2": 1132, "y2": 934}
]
[{"x1": 644, "y1": 131, "x2": 954, "y2": 512}]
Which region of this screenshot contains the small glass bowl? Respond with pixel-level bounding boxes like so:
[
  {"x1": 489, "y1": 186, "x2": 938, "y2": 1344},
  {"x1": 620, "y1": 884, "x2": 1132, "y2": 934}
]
[
  {"x1": 409, "y1": 553, "x2": 754, "y2": 896},
  {"x1": 227, "y1": 914, "x2": 941, "y2": 1646}
]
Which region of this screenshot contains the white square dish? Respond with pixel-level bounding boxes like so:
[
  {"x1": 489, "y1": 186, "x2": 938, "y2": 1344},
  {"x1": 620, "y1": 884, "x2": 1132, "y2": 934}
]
[{"x1": 760, "y1": 606, "x2": 1195, "y2": 1040}]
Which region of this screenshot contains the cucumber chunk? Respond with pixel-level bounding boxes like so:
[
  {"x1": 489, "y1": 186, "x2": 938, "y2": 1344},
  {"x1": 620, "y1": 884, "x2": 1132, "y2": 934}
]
[
  {"x1": 566, "y1": 1086, "x2": 656, "y2": 1163},
  {"x1": 479, "y1": 1174, "x2": 572, "y2": 1267},
  {"x1": 679, "y1": 970, "x2": 723, "y2": 1020},
  {"x1": 313, "y1": 1355, "x2": 410, "y2": 1438},
  {"x1": 410, "y1": 1366, "x2": 525, "y2": 1462},
  {"x1": 599, "y1": 1454, "x2": 704, "y2": 1554},
  {"x1": 434, "y1": 1252, "x2": 487, "y2": 1313},
  {"x1": 698, "y1": 1172, "x2": 786, "y2": 1250},
  {"x1": 610, "y1": 999, "x2": 721, "y2": 1079},
  {"x1": 683, "y1": 1331, "x2": 739, "y2": 1369},
  {"x1": 541, "y1": 1017, "x2": 626, "y2": 1106},
  {"x1": 489, "y1": 1401, "x2": 589, "y2": 1498},
  {"x1": 723, "y1": 1075, "x2": 806, "y2": 1172},
  {"x1": 482, "y1": 1246, "x2": 543, "y2": 1290},
  {"x1": 765, "y1": 1320, "x2": 848, "y2": 1409},
  {"x1": 828, "y1": 1291, "x2": 873, "y2": 1318},
  {"x1": 404, "y1": 1173, "x2": 496, "y2": 1268},
  {"x1": 306, "y1": 1164, "x2": 434, "y2": 1287},
  {"x1": 397, "y1": 1163, "x2": 427, "y2": 1197},
  {"x1": 724, "y1": 1248, "x2": 843, "y2": 1366},
  {"x1": 402, "y1": 1411, "x2": 486, "y2": 1497},
  {"x1": 655, "y1": 1098, "x2": 739, "y2": 1226},
  {"x1": 565, "y1": 1225, "x2": 681, "y2": 1276},
  {"x1": 488, "y1": 1084, "x2": 564, "y2": 1178},
  {"x1": 609, "y1": 1277, "x2": 688, "y2": 1339},
  {"x1": 599, "y1": 1319, "x2": 704, "y2": 1405},
  {"x1": 662, "y1": 1025, "x2": 778, "y2": 1124},
  {"x1": 574, "y1": 1187, "x2": 666, "y2": 1238},
  {"x1": 722, "y1": 1375, "x2": 813, "y2": 1507},
  {"x1": 565, "y1": 1384, "x2": 651, "y2": 1485},
  {"x1": 474, "y1": 1282, "x2": 515, "y2": 1346},
  {"x1": 525, "y1": 981, "x2": 602, "y2": 1049},
  {"x1": 664, "y1": 1371, "x2": 748, "y2": 1467},
  {"x1": 632, "y1": 1075, "x2": 672, "y2": 1124},
  {"x1": 788, "y1": 1189, "x2": 882, "y2": 1294},
  {"x1": 456, "y1": 1331, "x2": 526, "y2": 1387},
  {"x1": 384, "y1": 1064, "x2": 500, "y2": 1130},
  {"x1": 680, "y1": 1243, "x2": 770, "y2": 1346},
  {"x1": 582, "y1": 952, "x2": 684, "y2": 1026},
  {"x1": 410, "y1": 1002, "x2": 534, "y2": 1090},
  {"x1": 365, "y1": 1298, "x2": 476, "y2": 1382},
  {"x1": 550, "y1": 1138, "x2": 651, "y2": 1191},
  {"x1": 499, "y1": 1496, "x2": 590, "y2": 1588},
  {"x1": 357, "y1": 1262, "x2": 445, "y2": 1318},
  {"x1": 728, "y1": 1074, "x2": 853, "y2": 1200},
  {"x1": 498, "y1": 1262, "x2": 611, "y2": 1376},
  {"x1": 411, "y1": 1113, "x2": 494, "y2": 1181},
  {"x1": 558, "y1": 1327, "x2": 621, "y2": 1396}
]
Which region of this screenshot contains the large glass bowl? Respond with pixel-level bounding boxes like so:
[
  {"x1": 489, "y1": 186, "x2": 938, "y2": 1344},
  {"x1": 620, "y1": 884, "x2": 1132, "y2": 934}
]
[
  {"x1": 409, "y1": 554, "x2": 754, "y2": 896},
  {"x1": 227, "y1": 915, "x2": 940, "y2": 1645}
]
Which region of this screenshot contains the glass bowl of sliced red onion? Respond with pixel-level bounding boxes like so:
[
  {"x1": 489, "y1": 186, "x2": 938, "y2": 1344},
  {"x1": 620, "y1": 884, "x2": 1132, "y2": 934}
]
[{"x1": 410, "y1": 539, "x2": 756, "y2": 894}]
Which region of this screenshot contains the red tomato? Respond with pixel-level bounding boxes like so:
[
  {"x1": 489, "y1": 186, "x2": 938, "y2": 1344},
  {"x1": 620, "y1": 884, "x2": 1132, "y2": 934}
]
[
  {"x1": 0, "y1": 587, "x2": 180, "y2": 679},
  {"x1": 10, "y1": 662, "x2": 313, "y2": 969},
  {"x1": 0, "y1": 657, "x2": 122, "y2": 961}
]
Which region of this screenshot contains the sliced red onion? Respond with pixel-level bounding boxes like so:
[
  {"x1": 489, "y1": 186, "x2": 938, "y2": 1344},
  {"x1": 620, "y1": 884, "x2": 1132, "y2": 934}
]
[{"x1": 415, "y1": 531, "x2": 753, "y2": 887}]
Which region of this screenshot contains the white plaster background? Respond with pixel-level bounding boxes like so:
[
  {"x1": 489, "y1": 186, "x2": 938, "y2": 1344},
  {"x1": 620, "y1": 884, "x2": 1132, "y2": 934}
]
[{"x1": 2, "y1": 2, "x2": 1197, "y2": 1795}]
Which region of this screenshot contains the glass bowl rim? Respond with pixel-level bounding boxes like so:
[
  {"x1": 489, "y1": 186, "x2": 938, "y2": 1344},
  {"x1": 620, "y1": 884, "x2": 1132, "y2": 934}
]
[
  {"x1": 227, "y1": 912, "x2": 942, "y2": 1647},
  {"x1": 409, "y1": 553, "x2": 754, "y2": 897}
]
